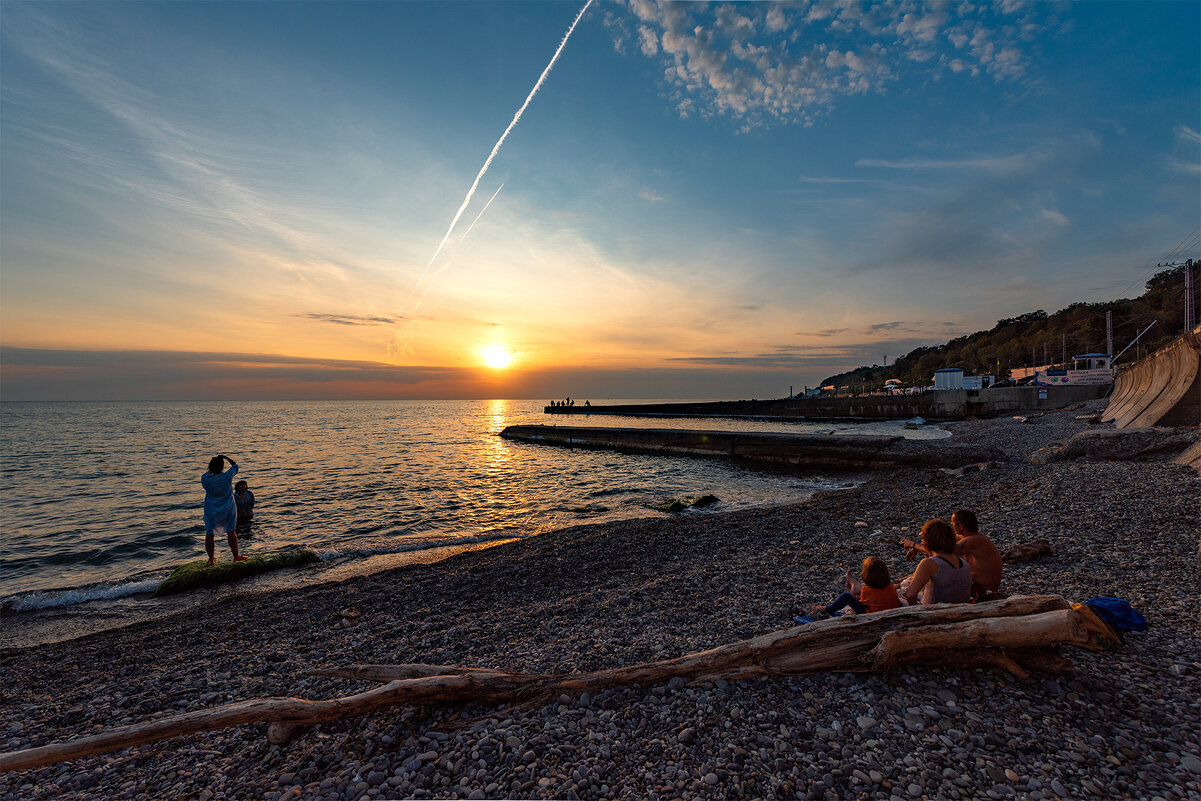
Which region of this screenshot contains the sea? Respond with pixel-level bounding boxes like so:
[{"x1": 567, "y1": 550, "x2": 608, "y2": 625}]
[{"x1": 0, "y1": 399, "x2": 948, "y2": 647}]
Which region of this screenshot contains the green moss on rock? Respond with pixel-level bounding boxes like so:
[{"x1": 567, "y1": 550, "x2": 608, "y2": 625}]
[{"x1": 153, "y1": 549, "x2": 320, "y2": 597}]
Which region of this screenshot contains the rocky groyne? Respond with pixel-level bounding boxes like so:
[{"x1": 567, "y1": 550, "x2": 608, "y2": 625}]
[{"x1": 499, "y1": 425, "x2": 999, "y2": 471}]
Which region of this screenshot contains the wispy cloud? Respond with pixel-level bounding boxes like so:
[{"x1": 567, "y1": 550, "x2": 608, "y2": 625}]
[
  {"x1": 855, "y1": 155, "x2": 1037, "y2": 172},
  {"x1": 0, "y1": 347, "x2": 468, "y2": 400},
  {"x1": 1, "y1": 4, "x2": 371, "y2": 291},
  {"x1": 794, "y1": 328, "x2": 850, "y2": 338},
  {"x1": 1171, "y1": 125, "x2": 1201, "y2": 174},
  {"x1": 665, "y1": 331, "x2": 956, "y2": 372},
  {"x1": 796, "y1": 176, "x2": 878, "y2": 184},
  {"x1": 617, "y1": 0, "x2": 1060, "y2": 128},
  {"x1": 297, "y1": 313, "x2": 403, "y2": 326}
]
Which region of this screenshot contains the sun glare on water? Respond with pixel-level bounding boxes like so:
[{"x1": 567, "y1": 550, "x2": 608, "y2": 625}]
[{"x1": 481, "y1": 345, "x2": 513, "y2": 369}]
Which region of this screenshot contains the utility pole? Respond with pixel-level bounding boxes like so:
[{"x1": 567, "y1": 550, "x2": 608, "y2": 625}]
[
  {"x1": 1157, "y1": 258, "x2": 1197, "y2": 333},
  {"x1": 1187, "y1": 259, "x2": 1195, "y2": 332},
  {"x1": 1043, "y1": 343, "x2": 1048, "y2": 367},
  {"x1": 1106, "y1": 311, "x2": 1114, "y2": 358},
  {"x1": 1061, "y1": 334, "x2": 1066, "y2": 367}
]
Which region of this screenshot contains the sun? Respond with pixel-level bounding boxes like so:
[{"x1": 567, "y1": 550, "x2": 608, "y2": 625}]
[{"x1": 481, "y1": 345, "x2": 513, "y2": 369}]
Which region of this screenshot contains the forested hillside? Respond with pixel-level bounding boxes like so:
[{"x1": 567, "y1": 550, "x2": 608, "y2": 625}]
[{"x1": 820, "y1": 265, "x2": 1199, "y2": 389}]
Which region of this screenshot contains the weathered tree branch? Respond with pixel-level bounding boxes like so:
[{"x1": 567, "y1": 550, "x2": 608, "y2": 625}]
[{"x1": 1, "y1": 595, "x2": 1088, "y2": 773}]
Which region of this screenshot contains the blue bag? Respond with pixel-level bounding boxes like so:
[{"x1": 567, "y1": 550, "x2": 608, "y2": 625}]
[{"x1": 1085, "y1": 597, "x2": 1147, "y2": 631}]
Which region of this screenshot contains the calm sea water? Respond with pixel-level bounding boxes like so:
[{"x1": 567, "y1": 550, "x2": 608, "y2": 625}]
[{"x1": 0, "y1": 399, "x2": 946, "y2": 644}]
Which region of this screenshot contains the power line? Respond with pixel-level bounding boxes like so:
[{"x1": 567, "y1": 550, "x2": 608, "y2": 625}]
[
  {"x1": 1161, "y1": 224, "x2": 1201, "y2": 263},
  {"x1": 1108, "y1": 225, "x2": 1201, "y2": 301}
]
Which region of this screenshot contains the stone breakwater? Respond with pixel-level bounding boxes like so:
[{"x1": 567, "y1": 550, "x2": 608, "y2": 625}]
[
  {"x1": 2, "y1": 400, "x2": 1199, "y2": 801},
  {"x1": 498, "y1": 426, "x2": 1001, "y2": 471}
]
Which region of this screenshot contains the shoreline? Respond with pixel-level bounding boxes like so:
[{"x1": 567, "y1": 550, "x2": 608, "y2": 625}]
[{"x1": 2, "y1": 400, "x2": 1199, "y2": 800}]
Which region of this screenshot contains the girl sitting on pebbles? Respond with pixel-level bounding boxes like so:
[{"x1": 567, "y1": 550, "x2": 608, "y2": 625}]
[{"x1": 810, "y1": 556, "x2": 901, "y2": 618}]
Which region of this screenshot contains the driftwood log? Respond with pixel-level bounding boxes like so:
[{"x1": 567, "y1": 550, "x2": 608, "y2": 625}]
[{"x1": 1, "y1": 595, "x2": 1088, "y2": 773}]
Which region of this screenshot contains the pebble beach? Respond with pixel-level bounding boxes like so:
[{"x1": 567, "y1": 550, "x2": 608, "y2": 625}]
[{"x1": 2, "y1": 401, "x2": 1199, "y2": 801}]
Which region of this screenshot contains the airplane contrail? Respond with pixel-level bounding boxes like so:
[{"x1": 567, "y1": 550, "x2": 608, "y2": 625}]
[
  {"x1": 460, "y1": 183, "x2": 504, "y2": 242},
  {"x1": 422, "y1": 183, "x2": 505, "y2": 283},
  {"x1": 414, "y1": 0, "x2": 593, "y2": 288}
]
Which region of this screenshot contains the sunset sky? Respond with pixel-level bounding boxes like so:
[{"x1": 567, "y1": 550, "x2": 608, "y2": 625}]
[{"x1": 2, "y1": 0, "x2": 1198, "y2": 401}]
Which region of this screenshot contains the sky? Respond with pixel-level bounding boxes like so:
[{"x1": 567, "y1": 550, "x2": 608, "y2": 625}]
[{"x1": 1, "y1": 0, "x2": 1198, "y2": 401}]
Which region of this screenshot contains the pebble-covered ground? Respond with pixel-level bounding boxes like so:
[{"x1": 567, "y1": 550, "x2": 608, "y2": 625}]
[{"x1": 2, "y1": 401, "x2": 1199, "y2": 801}]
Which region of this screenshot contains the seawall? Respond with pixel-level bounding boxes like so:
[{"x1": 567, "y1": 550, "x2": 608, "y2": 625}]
[
  {"x1": 499, "y1": 425, "x2": 1000, "y2": 470},
  {"x1": 1103, "y1": 325, "x2": 1201, "y2": 428},
  {"x1": 548, "y1": 385, "x2": 1110, "y2": 422}
]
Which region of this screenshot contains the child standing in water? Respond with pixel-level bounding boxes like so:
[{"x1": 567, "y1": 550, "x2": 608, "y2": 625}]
[
  {"x1": 234, "y1": 480, "x2": 255, "y2": 529},
  {"x1": 811, "y1": 556, "x2": 900, "y2": 617}
]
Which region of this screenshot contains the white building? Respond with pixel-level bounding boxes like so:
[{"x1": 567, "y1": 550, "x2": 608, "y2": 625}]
[{"x1": 933, "y1": 368, "x2": 964, "y2": 390}]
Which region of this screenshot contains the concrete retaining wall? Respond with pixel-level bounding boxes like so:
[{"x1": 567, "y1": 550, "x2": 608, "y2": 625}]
[{"x1": 1103, "y1": 326, "x2": 1201, "y2": 428}]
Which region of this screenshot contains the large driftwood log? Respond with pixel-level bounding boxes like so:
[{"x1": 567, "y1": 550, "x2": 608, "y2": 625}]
[{"x1": 1, "y1": 595, "x2": 1086, "y2": 773}]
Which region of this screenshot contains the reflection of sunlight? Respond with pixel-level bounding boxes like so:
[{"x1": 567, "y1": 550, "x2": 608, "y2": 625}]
[
  {"x1": 482, "y1": 399, "x2": 513, "y2": 471},
  {"x1": 487, "y1": 399, "x2": 510, "y2": 433},
  {"x1": 472, "y1": 399, "x2": 528, "y2": 520}
]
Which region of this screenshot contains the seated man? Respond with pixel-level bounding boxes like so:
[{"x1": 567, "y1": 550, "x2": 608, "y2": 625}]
[{"x1": 901, "y1": 509, "x2": 1003, "y2": 601}]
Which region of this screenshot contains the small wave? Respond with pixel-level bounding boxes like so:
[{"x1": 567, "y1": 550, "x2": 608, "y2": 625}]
[
  {"x1": 314, "y1": 531, "x2": 521, "y2": 562},
  {"x1": 2, "y1": 577, "x2": 163, "y2": 613}
]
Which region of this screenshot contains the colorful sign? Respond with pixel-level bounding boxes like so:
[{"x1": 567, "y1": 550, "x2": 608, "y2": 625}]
[{"x1": 1035, "y1": 369, "x2": 1114, "y2": 386}]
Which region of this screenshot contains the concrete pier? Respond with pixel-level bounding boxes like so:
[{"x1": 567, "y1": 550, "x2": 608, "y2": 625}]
[
  {"x1": 499, "y1": 425, "x2": 1000, "y2": 470},
  {"x1": 546, "y1": 385, "x2": 1110, "y2": 422}
]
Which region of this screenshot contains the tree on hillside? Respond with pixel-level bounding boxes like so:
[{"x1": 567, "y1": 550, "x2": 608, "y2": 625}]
[{"x1": 818, "y1": 265, "x2": 1199, "y2": 389}]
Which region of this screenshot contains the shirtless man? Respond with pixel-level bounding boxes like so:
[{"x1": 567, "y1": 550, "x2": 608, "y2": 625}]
[{"x1": 901, "y1": 509, "x2": 1003, "y2": 601}]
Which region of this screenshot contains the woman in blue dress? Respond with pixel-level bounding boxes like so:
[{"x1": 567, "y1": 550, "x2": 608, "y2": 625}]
[{"x1": 202, "y1": 454, "x2": 248, "y2": 565}]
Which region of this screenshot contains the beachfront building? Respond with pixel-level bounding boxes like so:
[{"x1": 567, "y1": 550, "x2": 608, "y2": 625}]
[
  {"x1": 934, "y1": 368, "x2": 996, "y2": 391},
  {"x1": 933, "y1": 368, "x2": 964, "y2": 390},
  {"x1": 962, "y1": 374, "x2": 996, "y2": 390}
]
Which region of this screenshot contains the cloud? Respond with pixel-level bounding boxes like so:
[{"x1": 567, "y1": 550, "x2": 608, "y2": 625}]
[
  {"x1": 846, "y1": 133, "x2": 1106, "y2": 279},
  {"x1": 297, "y1": 313, "x2": 403, "y2": 326},
  {"x1": 637, "y1": 24, "x2": 659, "y2": 56},
  {"x1": 793, "y1": 328, "x2": 850, "y2": 337},
  {"x1": 1177, "y1": 126, "x2": 1201, "y2": 145},
  {"x1": 865, "y1": 320, "x2": 959, "y2": 335},
  {"x1": 665, "y1": 332, "x2": 959, "y2": 372},
  {"x1": 618, "y1": 0, "x2": 1059, "y2": 127},
  {"x1": 796, "y1": 176, "x2": 877, "y2": 184},
  {"x1": 638, "y1": 188, "x2": 665, "y2": 202},
  {"x1": 855, "y1": 155, "x2": 1037, "y2": 172},
  {"x1": 1171, "y1": 126, "x2": 1201, "y2": 174},
  {"x1": 0, "y1": 347, "x2": 468, "y2": 400}
]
